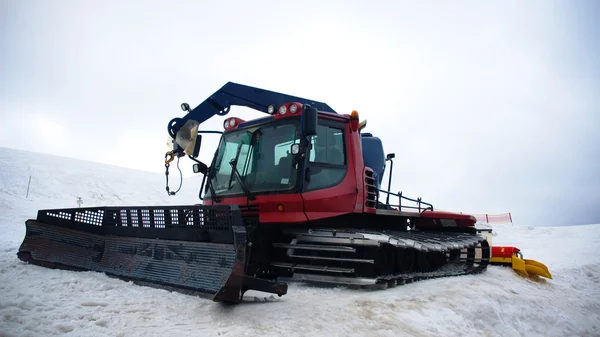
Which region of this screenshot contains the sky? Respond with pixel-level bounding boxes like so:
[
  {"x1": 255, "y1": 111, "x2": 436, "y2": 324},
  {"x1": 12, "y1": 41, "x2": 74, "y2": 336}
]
[{"x1": 1, "y1": 0, "x2": 599, "y2": 226}]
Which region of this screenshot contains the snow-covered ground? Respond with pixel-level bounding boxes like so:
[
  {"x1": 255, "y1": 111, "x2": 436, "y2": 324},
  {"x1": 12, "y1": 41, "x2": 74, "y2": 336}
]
[{"x1": 1, "y1": 147, "x2": 599, "y2": 337}]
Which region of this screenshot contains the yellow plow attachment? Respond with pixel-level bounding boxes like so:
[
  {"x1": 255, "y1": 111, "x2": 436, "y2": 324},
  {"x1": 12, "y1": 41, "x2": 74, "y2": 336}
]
[
  {"x1": 491, "y1": 246, "x2": 552, "y2": 280},
  {"x1": 511, "y1": 256, "x2": 552, "y2": 279}
]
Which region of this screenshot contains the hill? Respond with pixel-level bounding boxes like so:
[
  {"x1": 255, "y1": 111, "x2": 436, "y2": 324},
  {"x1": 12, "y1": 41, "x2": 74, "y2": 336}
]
[{"x1": 0, "y1": 147, "x2": 598, "y2": 337}]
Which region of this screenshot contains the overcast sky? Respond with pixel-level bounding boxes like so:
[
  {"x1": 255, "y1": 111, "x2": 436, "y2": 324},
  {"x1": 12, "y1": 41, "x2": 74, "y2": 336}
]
[{"x1": 1, "y1": 0, "x2": 599, "y2": 226}]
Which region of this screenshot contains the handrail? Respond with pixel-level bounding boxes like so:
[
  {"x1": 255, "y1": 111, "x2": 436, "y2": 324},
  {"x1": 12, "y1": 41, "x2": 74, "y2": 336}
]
[{"x1": 375, "y1": 189, "x2": 434, "y2": 212}]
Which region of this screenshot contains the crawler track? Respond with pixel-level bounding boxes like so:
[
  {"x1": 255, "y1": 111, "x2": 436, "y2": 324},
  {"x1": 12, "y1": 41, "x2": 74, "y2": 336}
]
[{"x1": 271, "y1": 228, "x2": 490, "y2": 289}]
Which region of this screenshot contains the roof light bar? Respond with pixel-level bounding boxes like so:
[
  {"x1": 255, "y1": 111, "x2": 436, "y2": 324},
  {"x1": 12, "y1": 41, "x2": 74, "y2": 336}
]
[{"x1": 223, "y1": 117, "x2": 246, "y2": 131}]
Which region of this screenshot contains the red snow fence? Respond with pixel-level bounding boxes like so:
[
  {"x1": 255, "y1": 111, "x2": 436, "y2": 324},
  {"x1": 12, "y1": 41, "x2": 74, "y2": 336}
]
[
  {"x1": 438, "y1": 210, "x2": 513, "y2": 224},
  {"x1": 473, "y1": 213, "x2": 513, "y2": 224}
]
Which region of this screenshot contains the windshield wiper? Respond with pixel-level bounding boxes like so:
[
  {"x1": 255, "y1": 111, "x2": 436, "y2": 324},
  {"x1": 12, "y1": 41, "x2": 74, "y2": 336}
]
[
  {"x1": 225, "y1": 131, "x2": 257, "y2": 201},
  {"x1": 229, "y1": 156, "x2": 254, "y2": 200},
  {"x1": 227, "y1": 142, "x2": 243, "y2": 190}
]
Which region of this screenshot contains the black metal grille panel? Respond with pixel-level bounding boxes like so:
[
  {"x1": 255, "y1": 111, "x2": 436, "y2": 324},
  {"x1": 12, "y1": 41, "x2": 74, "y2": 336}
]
[
  {"x1": 101, "y1": 237, "x2": 235, "y2": 293},
  {"x1": 20, "y1": 221, "x2": 239, "y2": 297},
  {"x1": 38, "y1": 205, "x2": 240, "y2": 230},
  {"x1": 18, "y1": 205, "x2": 286, "y2": 303}
]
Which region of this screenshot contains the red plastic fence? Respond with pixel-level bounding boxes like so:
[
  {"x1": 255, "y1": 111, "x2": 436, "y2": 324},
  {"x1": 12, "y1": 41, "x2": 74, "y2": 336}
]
[
  {"x1": 437, "y1": 209, "x2": 513, "y2": 224},
  {"x1": 471, "y1": 213, "x2": 513, "y2": 224}
]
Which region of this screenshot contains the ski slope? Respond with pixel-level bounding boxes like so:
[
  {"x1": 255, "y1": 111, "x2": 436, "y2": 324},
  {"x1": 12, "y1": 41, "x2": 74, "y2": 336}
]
[{"x1": 1, "y1": 147, "x2": 599, "y2": 337}]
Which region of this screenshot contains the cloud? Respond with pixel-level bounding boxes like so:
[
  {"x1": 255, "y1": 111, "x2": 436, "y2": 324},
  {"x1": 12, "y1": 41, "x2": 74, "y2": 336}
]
[{"x1": 1, "y1": 0, "x2": 598, "y2": 226}]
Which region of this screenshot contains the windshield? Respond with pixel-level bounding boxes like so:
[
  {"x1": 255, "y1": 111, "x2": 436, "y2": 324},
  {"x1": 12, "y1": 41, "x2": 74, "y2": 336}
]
[{"x1": 207, "y1": 119, "x2": 301, "y2": 197}]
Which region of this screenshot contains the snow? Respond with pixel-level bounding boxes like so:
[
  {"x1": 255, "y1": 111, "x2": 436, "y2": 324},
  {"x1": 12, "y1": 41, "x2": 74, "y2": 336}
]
[{"x1": 1, "y1": 146, "x2": 599, "y2": 337}]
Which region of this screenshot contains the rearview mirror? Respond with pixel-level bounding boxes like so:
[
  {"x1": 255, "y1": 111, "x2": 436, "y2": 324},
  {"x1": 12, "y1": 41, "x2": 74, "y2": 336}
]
[
  {"x1": 192, "y1": 134, "x2": 202, "y2": 158},
  {"x1": 291, "y1": 143, "x2": 300, "y2": 155},
  {"x1": 192, "y1": 162, "x2": 208, "y2": 175},
  {"x1": 303, "y1": 105, "x2": 318, "y2": 137}
]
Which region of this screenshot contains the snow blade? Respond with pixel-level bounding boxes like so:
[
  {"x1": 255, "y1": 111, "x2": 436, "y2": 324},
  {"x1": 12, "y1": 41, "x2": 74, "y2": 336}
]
[
  {"x1": 17, "y1": 205, "x2": 287, "y2": 303},
  {"x1": 491, "y1": 246, "x2": 552, "y2": 280},
  {"x1": 523, "y1": 258, "x2": 552, "y2": 279}
]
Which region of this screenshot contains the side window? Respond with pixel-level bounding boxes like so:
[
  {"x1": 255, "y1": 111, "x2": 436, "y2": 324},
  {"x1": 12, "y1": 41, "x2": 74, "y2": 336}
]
[
  {"x1": 274, "y1": 140, "x2": 294, "y2": 165},
  {"x1": 215, "y1": 142, "x2": 253, "y2": 176},
  {"x1": 215, "y1": 142, "x2": 238, "y2": 175},
  {"x1": 306, "y1": 124, "x2": 347, "y2": 191},
  {"x1": 309, "y1": 125, "x2": 345, "y2": 165},
  {"x1": 236, "y1": 143, "x2": 253, "y2": 175}
]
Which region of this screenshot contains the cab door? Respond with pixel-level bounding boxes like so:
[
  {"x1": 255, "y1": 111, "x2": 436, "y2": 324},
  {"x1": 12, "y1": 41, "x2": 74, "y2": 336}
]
[{"x1": 301, "y1": 120, "x2": 357, "y2": 221}]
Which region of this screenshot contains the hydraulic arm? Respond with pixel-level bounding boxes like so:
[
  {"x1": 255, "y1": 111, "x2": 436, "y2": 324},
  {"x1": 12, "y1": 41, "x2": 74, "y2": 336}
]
[{"x1": 168, "y1": 82, "x2": 337, "y2": 157}]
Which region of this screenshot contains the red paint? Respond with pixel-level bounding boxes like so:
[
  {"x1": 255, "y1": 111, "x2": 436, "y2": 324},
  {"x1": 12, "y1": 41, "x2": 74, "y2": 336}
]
[
  {"x1": 205, "y1": 110, "x2": 481, "y2": 229},
  {"x1": 319, "y1": 111, "x2": 350, "y2": 123},
  {"x1": 492, "y1": 246, "x2": 520, "y2": 258},
  {"x1": 203, "y1": 194, "x2": 308, "y2": 223},
  {"x1": 302, "y1": 176, "x2": 358, "y2": 221},
  {"x1": 204, "y1": 112, "x2": 365, "y2": 223},
  {"x1": 223, "y1": 117, "x2": 246, "y2": 131},
  {"x1": 302, "y1": 115, "x2": 366, "y2": 220}
]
